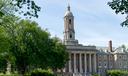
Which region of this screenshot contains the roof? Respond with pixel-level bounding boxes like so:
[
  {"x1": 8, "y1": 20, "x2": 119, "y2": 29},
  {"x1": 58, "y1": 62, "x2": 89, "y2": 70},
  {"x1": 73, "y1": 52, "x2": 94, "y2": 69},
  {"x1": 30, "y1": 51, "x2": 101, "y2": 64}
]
[
  {"x1": 64, "y1": 5, "x2": 73, "y2": 17},
  {"x1": 96, "y1": 46, "x2": 115, "y2": 54},
  {"x1": 66, "y1": 44, "x2": 97, "y2": 51},
  {"x1": 114, "y1": 46, "x2": 128, "y2": 54},
  {"x1": 97, "y1": 48, "x2": 109, "y2": 54}
]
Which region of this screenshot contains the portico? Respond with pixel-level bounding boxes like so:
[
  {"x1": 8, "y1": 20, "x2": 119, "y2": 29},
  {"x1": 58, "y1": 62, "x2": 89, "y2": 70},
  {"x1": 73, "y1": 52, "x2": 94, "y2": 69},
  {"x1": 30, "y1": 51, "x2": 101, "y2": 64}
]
[{"x1": 67, "y1": 50, "x2": 97, "y2": 74}]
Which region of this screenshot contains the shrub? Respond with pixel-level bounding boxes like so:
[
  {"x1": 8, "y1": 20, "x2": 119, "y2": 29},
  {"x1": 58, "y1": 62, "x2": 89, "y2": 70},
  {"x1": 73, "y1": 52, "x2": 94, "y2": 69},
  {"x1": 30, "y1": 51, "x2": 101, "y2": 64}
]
[
  {"x1": 107, "y1": 70, "x2": 128, "y2": 76},
  {"x1": 0, "y1": 73, "x2": 19, "y2": 76},
  {"x1": 31, "y1": 69, "x2": 55, "y2": 76},
  {"x1": 92, "y1": 73, "x2": 100, "y2": 76}
]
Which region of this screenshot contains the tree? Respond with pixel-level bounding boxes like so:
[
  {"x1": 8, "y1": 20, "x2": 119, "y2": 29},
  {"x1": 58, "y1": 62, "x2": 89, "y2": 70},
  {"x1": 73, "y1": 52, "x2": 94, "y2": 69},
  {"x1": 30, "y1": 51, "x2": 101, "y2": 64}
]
[
  {"x1": 0, "y1": 57, "x2": 7, "y2": 73},
  {"x1": 0, "y1": 22, "x2": 13, "y2": 74},
  {"x1": 0, "y1": 0, "x2": 15, "y2": 16},
  {"x1": 0, "y1": 15, "x2": 47, "y2": 74},
  {"x1": 47, "y1": 37, "x2": 69, "y2": 72},
  {"x1": 108, "y1": 0, "x2": 128, "y2": 26},
  {"x1": 14, "y1": 19, "x2": 51, "y2": 75},
  {"x1": 0, "y1": 0, "x2": 40, "y2": 18},
  {"x1": 0, "y1": 15, "x2": 68, "y2": 75},
  {"x1": 8, "y1": 18, "x2": 50, "y2": 75},
  {"x1": 11, "y1": 0, "x2": 41, "y2": 18}
]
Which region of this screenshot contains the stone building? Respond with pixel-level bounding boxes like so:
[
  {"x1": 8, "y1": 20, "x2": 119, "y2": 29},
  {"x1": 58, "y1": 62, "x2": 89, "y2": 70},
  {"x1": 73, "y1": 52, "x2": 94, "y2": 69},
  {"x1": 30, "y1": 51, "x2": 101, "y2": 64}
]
[
  {"x1": 63, "y1": 5, "x2": 97, "y2": 76},
  {"x1": 113, "y1": 46, "x2": 128, "y2": 70},
  {"x1": 96, "y1": 41, "x2": 115, "y2": 76},
  {"x1": 62, "y1": 5, "x2": 128, "y2": 76},
  {"x1": 96, "y1": 43, "x2": 128, "y2": 76}
]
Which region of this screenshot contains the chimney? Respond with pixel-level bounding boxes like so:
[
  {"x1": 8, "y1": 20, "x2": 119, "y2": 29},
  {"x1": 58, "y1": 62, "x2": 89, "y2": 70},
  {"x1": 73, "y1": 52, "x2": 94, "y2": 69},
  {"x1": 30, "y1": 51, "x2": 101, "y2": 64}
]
[{"x1": 109, "y1": 40, "x2": 112, "y2": 52}]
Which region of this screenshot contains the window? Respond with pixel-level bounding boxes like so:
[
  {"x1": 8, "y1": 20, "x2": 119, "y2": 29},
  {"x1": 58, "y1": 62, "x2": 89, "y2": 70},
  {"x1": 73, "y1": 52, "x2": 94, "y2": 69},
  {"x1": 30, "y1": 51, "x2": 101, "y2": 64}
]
[
  {"x1": 69, "y1": 19, "x2": 71, "y2": 24},
  {"x1": 120, "y1": 63, "x2": 121, "y2": 66},
  {"x1": 104, "y1": 64, "x2": 106, "y2": 66},
  {"x1": 99, "y1": 63, "x2": 101, "y2": 66},
  {"x1": 119, "y1": 55, "x2": 121, "y2": 59},
  {"x1": 70, "y1": 34, "x2": 72, "y2": 38}
]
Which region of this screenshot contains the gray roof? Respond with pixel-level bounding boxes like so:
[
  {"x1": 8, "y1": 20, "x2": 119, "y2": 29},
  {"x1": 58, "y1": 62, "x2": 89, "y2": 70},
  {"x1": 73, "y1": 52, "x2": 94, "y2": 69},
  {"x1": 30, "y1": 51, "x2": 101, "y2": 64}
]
[
  {"x1": 114, "y1": 46, "x2": 128, "y2": 54},
  {"x1": 96, "y1": 46, "x2": 115, "y2": 54},
  {"x1": 97, "y1": 48, "x2": 109, "y2": 54}
]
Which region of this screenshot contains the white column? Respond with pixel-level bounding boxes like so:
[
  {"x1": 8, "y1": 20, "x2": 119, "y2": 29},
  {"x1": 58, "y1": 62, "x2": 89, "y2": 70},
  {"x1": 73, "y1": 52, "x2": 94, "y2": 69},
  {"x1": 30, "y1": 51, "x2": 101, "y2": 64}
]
[
  {"x1": 69, "y1": 53, "x2": 72, "y2": 72},
  {"x1": 94, "y1": 54, "x2": 97, "y2": 72},
  {"x1": 89, "y1": 54, "x2": 92, "y2": 73},
  {"x1": 79, "y1": 53, "x2": 82, "y2": 73},
  {"x1": 84, "y1": 53, "x2": 87, "y2": 73},
  {"x1": 74, "y1": 53, "x2": 76, "y2": 73}
]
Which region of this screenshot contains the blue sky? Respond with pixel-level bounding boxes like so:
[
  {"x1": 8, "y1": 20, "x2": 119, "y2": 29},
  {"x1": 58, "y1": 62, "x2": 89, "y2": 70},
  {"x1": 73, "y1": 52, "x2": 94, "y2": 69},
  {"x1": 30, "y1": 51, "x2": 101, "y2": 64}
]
[{"x1": 32, "y1": 0, "x2": 128, "y2": 47}]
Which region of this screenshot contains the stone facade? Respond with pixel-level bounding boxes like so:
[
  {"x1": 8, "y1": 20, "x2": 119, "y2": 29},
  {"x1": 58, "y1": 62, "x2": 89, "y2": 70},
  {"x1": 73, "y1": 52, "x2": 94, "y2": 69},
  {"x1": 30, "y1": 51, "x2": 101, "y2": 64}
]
[
  {"x1": 65, "y1": 45, "x2": 97, "y2": 75},
  {"x1": 62, "y1": 5, "x2": 128, "y2": 76},
  {"x1": 96, "y1": 45, "x2": 128, "y2": 76}
]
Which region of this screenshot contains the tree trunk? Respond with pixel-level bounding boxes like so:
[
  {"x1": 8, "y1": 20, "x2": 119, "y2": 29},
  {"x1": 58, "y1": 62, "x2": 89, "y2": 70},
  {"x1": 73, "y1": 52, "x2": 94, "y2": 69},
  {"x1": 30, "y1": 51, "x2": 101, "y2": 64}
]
[
  {"x1": 6, "y1": 60, "x2": 11, "y2": 74},
  {"x1": 17, "y1": 65, "x2": 27, "y2": 76}
]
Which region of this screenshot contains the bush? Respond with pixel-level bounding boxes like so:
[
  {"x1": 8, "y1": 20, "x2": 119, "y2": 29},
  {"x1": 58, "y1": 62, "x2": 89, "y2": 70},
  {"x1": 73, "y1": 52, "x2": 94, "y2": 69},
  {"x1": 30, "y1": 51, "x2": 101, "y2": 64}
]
[
  {"x1": 0, "y1": 73, "x2": 19, "y2": 76},
  {"x1": 92, "y1": 73, "x2": 100, "y2": 76},
  {"x1": 31, "y1": 69, "x2": 55, "y2": 76},
  {"x1": 107, "y1": 70, "x2": 128, "y2": 76}
]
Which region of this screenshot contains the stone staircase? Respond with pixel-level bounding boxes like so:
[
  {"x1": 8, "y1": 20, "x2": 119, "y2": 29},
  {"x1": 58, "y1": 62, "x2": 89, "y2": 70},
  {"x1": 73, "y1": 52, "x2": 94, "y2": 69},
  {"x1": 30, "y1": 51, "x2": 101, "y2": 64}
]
[
  {"x1": 56, "y1": 72, "x2": 92, "y2": 76},
  {"x1": 73, "y1": 73, "x2": 92, "y2": 76}
]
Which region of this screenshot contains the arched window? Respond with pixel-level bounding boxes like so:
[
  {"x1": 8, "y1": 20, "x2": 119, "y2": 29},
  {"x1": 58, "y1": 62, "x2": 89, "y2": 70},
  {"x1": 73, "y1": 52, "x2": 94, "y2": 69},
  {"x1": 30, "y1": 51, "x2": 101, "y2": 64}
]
[
  {"x1": 70, "y1": 34, "x2": 72, "y2": 38},
  {"x1": 69, "y1": 19, "x2": 71, "y2": 24}
]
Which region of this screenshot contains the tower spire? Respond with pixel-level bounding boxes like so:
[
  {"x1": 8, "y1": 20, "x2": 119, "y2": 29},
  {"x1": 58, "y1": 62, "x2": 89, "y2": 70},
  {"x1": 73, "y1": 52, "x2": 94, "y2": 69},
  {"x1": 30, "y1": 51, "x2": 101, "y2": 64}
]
[
  {"x1": 67, "y1": 0, "x2": 70, "y2": 11},
  {"x1": 68, "y1": 4, "x2": 70, "y2": 11}
]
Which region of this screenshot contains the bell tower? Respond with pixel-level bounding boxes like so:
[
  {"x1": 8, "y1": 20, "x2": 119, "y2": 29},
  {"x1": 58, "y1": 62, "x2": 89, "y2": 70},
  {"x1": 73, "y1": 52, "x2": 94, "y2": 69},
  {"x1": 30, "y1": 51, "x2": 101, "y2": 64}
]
[{"x1": 64, "y1": 5, "x2": 78, "y2": 45}]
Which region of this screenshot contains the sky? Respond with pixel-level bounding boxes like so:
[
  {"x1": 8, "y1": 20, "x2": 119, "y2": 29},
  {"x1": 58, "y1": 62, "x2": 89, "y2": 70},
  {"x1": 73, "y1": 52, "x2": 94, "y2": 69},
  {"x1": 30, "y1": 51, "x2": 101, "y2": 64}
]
[{"x1": 31, "y1": 0, "x2": 128, "y2": 47}]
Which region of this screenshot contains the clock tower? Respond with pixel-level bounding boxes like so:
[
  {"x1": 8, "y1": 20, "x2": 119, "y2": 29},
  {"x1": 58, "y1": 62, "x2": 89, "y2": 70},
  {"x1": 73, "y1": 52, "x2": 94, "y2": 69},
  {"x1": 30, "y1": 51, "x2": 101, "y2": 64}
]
[{"x1": 64, "y1": 5, "x2": 78, "y2": 45}]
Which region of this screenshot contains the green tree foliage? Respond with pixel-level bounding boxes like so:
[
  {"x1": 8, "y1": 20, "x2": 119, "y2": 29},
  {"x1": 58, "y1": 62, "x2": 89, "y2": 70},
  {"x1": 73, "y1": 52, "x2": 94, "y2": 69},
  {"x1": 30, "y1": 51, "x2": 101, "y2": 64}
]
[
  {"x1": 0, "y1": 57, "x2": 7, "y2": 73},
  {"x1": 48, "y1": 37, "x2": 69, "y2": 71},
  {"x1": 108, "y1": 0, "x2": 128, "y2": 26},
  {"x1": 31, "y1": 69, "x2": 55, "y2": 76},
  {"x1": 10, "y1": 18, "x2": 50, "y2": 74},
  {"x1": 0, "y1": 0, "x2": 14, "y2": 16},
  {"x1": 0, "y1": 15, "x2": 68, "y2": 75},
  {"x1": 107, "y1": 70, "x2": 128, "y2": 76},
  {"x1": 0, "y1": 23, "x2": 12, "y2": 74},
  {"x1": 0, "y1": 26, "x2": 10, "y2": 53},
  {"x1": 11, "y1": 0, "x2": 41, "y2": 18},
  {"x1": 0, "y1": 0, "x2": 40, "y2": 18},
  {"x1": 92, "y1": 73, "x2": 100, "y2": 76},
  {"x1": 12, "y1": 19, "x2": 50, "y2": 74}
]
